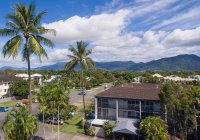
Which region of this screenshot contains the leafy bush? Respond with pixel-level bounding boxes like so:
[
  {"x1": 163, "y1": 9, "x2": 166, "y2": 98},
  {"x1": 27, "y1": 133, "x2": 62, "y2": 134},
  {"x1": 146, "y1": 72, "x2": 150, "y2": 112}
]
[
  {"x1": 84, "y1": 125, "x2": 95, "y2": 136},
  {"x1": 80, "y1": 118, "x2": 85, "y2": 129},
  {"x1": 103, "y1": 121, "x2": 115, "y2": 137}
]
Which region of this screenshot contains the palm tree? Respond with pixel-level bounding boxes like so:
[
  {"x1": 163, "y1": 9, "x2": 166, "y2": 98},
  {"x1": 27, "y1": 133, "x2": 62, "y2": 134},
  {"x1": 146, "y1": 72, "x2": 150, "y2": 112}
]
[
  {"x1": 3, "y1": 106, "x2": 38, "y2": 140},
  {"x1": 0, "y1": 2, "x2": 56, "y2": 112},
  {"x1": 65, "y1": 41, "x2": 95, "y2": 118}
]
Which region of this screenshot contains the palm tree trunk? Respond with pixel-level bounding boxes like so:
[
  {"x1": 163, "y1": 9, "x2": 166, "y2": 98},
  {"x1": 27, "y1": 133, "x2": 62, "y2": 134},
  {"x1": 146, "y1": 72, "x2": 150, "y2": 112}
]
[
  {"x1": 57, "y1": 105, "x2": 59, "y2": 140},
  {"x1": 43, "y1": 111, "x2": 46, "y2": 139},
  {"x1": 26, "y1": 38, "x2": 32, "y2": 113},
  {"x1": 82, "y1": 70, "x2": 86, "y2": 119}
]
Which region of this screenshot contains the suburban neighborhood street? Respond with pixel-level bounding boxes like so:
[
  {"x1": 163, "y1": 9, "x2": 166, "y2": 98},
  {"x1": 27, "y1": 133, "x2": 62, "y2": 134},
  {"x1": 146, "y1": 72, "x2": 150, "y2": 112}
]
[
  {"x1": 69, "y1": 83, "x2": 112, "y2": 106},
  {"x1": 0, "y1": 84, "x2": 112, "y2": 140}
]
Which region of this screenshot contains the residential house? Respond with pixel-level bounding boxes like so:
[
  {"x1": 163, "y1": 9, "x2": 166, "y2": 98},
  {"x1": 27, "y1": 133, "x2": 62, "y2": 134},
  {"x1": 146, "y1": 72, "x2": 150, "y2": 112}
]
[
  {"x1": 15, "y1": 73, "x2": 42, "y2": 85},
  {"x1": 0, "y1": 73, "x2": 21, "y2": 97},
  {"x1": 95, "y1": 83, "x2": 161, "y2": 121},
  {"x1": 92, "y1": 83, "x2": 161, "y2": 138}
]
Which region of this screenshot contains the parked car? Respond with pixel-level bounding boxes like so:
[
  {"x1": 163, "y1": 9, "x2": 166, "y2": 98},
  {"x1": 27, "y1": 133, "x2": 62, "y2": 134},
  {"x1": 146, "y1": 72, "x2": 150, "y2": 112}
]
[
  {"x1": 45, "y1": 117, "x2": 64, "y2": 125},
  {"x1": 22, "y1": 100, "x2": 29, "y2": 105},
  {"x1": 0, "y1": 106, "x2": 9, "y2": 112},
  {"x1": 16, "y1": 102, "x2": 25, "y2": 107},
  {"x1": 32, "y1": 98, "x2": 39, "y2": 103}
]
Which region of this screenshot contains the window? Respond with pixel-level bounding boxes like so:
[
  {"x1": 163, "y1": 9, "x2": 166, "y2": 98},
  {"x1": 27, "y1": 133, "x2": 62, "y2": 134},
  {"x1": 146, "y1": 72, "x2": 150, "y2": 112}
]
[
  {"x1": 4, "y1": 83, "x2": 7, "y2": 86},
  {"x1": 128, "y1": 111, "x2": 139, "y2": 118},
  {"x1": 97, "y1": 98, "x2": 108, "y2": 108},
  {"x1": 128, "y1": 100, "x2": 139, "y2": 110},
  {"x1": 4, "y1": 89, "x2": 7, "y2": 92},
  {"x1": 141, "y1": 101, "x2": 153, "y2": 111}
]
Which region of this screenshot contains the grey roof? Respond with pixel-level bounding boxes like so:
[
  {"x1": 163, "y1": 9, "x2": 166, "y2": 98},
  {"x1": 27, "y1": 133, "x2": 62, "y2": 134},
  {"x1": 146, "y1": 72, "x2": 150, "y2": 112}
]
[{"x1": 113, "y1": 119, "x2": 138, "y2": 135}]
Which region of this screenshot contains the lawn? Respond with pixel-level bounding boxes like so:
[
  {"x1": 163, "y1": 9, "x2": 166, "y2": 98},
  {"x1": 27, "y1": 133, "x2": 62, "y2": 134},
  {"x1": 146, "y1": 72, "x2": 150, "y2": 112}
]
[
  {"x1": 0, "y1": 100, "x2": 20, "y2": 107},
  {"x1": 53, "y1": 113, "x2": 84, "y2": 134}
]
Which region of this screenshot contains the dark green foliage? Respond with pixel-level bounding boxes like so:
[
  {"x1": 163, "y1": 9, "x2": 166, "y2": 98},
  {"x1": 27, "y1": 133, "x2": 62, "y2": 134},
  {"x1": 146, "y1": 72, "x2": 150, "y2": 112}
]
[
  {"x1": 84, "y1": 125, "x2": 95, "y2": 136},
  {"x1": 103, "y1": 121, "x2": 115, "y2": 137},
  {"x1": 140, "y1": 116, "x2": 169, "y2": 140},
  {"x1": 9, "y1": 80, "x2": 28, "y2": 97},
  {"x1": 160, "y1": 82, "x2": 197, "y2": 139},
  {"x1": 3, "y1": 106, "x2": 38, "y2": 140}
]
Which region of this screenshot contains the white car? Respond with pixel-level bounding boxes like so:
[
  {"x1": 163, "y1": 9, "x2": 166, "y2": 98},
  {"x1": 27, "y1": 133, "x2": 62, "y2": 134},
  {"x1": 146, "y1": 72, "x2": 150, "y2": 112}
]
[
  {"x1": 33, "y1": 99, "x2": 39, "y2": 103},
  {"x1": 16, "y1": 102, "x2": 25, "y2": 107}
]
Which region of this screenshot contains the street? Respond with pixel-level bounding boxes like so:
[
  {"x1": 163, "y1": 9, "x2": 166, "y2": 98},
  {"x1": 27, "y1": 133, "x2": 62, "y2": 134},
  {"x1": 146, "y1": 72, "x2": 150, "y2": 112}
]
[{"x1": 69, "y1": 83, "x2": 112, "y2": 106}]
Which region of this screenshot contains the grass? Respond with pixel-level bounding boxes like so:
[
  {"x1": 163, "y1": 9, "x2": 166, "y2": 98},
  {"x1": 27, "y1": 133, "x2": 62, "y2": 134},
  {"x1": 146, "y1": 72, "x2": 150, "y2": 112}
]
[
  {"x1": 0, "y1": 100, "x2": 20, "y2": 107},
  {"x1": 53, "y1": 113, "x2": 84, "y2": 134}
]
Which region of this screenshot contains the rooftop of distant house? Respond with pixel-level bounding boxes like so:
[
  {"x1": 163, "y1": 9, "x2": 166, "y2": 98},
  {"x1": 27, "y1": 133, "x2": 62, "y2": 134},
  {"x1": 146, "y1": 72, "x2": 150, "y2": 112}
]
[
  {"x1": 96, "y1": 83, "x2": 161, "y2": 101},
  {"x1": 0, "y1": 73, "x2": 21, "y2": 82}
]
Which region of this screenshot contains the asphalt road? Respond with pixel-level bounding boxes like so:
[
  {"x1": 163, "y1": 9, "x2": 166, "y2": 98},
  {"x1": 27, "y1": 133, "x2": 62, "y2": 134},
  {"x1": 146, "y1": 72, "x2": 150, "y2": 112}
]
[{"x1": 69, "y1": 83, "x2": 112, "y2": 106}]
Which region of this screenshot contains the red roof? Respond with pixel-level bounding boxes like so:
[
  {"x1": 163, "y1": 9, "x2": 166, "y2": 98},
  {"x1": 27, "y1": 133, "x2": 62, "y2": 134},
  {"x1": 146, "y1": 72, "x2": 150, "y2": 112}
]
[{"x1": 96, "y1": 83, "x2": 160, "y2": 100}]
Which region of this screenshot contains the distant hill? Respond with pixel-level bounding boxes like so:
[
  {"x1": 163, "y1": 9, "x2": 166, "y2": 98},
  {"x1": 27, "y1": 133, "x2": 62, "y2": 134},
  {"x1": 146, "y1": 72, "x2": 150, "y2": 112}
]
[
  {"x1": 1, "y1": 54, "x2": 200, "y2": 71},
  {"x1": 0, "y1": 66, "x2": 26, "y2": 71}
]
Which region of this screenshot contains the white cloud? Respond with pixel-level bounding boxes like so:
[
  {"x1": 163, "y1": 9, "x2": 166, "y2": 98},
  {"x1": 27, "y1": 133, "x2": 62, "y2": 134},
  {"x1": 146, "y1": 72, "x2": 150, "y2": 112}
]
[
  {"x1": 43, "y1": 9, "x2": 131, "y2": 44},
  {"x1": 152, "y1": 7, "x2": 200, "y2": 30},
  {"x1": 41, "y1": 8, "x2": 200, "y2": 64}
]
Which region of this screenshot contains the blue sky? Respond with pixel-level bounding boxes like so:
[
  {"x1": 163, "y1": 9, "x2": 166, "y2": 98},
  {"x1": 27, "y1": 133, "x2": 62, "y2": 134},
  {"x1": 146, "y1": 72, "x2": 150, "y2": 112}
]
[{"x1": 0, "y1": 0, "x2": 200, "y2": 68}]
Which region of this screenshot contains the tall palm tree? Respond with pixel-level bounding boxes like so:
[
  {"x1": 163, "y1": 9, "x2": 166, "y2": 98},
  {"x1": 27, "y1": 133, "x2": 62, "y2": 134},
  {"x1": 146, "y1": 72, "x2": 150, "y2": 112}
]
[
  {"x1": 0, "y1": 3, "x2": 56, "y2": 112},
  {"x1": 3, "y1": 106, "x2": 38, "y2": 140},
  {"x1": 65, "y1": 41, "x2": 95, "y2": 118}
]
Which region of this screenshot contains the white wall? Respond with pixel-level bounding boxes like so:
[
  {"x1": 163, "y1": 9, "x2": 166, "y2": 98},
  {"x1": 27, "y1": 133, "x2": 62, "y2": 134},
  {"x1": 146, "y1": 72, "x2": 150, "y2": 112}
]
[{"x1": 0, "y1": 82, "x2": 10, "y2": 97}]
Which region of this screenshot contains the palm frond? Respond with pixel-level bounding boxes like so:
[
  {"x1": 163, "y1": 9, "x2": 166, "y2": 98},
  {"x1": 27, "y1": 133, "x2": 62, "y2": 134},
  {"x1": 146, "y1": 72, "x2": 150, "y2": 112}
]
[
  {"x1": 27, "y1": 2, "x2": 36, "y2": 23},
  {"x1": 35, "y1": 27, "x2": 56, "y2": 35},
  {"x1": 29, "y1": 35, "x2": 48, "y2": 61},
  {"x1": 77, "y1": 41, "x2": 87, "y2": 55},
  {"x1": 32, "y1": 10, "x2": 47, "y2": 26},
  {"x1": 12, "y1": 3, "x2": 27, "y2": 28},
  {"x1": 36, "y1": 35, "x2": 54, "y2": 48},
  {"x1": 85, "y1": 57, "x2": 96, "y2": 70},
  {"x1": 6, "y1": 21, "x2": 19, "y2": 30},
  {"x1": 68, "y1": 45, "x2": 79, "y2": 57},
  {"x1": 67, "y1": 54, "x2": 77, "y2": 59},
  {"x1": 0, "y1": 28, "x2": 17, "y2": 36},
  {"x1": 65, "y1": 59, "x2": 78, "y2": 72},
  {"x1": 2, "y1": 35, "x2": 22, "y2": 58},
  {"x1": 85, "y1": 48, "x2": 92, "y2": 56}
]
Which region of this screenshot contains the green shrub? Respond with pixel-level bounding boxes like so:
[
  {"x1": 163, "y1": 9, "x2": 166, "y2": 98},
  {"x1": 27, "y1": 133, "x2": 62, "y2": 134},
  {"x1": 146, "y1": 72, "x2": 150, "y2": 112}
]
[
  {"x1": 103, "y1": 121, "x2": 115, "y2": 137},
  {"x1": 80, "y1": 118, "x2": 85, "y2": 128},
  {"x1": 85, "y1": 125, "x2": 95, "y2": 136}
]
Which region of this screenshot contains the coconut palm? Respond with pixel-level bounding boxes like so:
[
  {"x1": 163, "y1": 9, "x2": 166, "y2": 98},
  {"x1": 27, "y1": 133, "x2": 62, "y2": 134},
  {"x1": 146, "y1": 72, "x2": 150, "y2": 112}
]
[
  {"x1": 3, "y1": 106, "x2": 38, "y2": 140},
  {"x1": 65, "y1": 41, "x2": 95, "y2": 118},
  {"x1": 0, "y1": 2, "x2": 56, "y2": 112}
]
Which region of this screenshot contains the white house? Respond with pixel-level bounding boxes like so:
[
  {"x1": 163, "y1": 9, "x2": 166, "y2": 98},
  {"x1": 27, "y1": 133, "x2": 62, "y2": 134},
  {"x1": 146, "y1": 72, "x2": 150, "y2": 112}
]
[
  {"x1": 0, "y1": 73, "x2": 21, "y2": 97},
  {"x1": 15, "y1": 73, "x2": 42, "y2": 85}
]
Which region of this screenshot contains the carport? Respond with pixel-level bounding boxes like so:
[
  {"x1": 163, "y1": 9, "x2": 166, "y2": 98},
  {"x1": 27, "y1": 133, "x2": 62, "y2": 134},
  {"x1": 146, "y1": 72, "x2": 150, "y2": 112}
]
[{"x1": 113, "y1": 119, "x2": 139, "y2": 140}]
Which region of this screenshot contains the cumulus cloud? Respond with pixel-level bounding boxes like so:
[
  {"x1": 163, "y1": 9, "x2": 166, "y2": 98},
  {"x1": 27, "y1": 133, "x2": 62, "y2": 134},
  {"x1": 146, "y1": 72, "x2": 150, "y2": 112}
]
[
  {"x1": 43, "y1": 9, "x2": 131, "y2": 44},
  {"x1": 1, "y1": 0, "x2": 200, "y2": 67},
  {"x1": 41, "y1": 7, "x2": 200, "y2": 64}
]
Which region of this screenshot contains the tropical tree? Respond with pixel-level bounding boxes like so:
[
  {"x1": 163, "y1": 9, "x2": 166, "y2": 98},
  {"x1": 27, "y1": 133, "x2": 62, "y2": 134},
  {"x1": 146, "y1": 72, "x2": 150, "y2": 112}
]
[
  {"x1": 37, "y1": 82, "x2": 75, "y2": 139},
  {"x1": 65, "y1": 41, "x2": 95, "y2": 118},
  {"x1": 3, "y1": 106, "x2": 38, "y2": 140},
  {"x1": 0, "y1": 2, "x2": 56, "y2": 112},
  {"x1": 9, "y1": 80, "x2": 28, "y2": 97},
  {"x1": 140, "y1": 116, "x2": 169, "y2": 140}
]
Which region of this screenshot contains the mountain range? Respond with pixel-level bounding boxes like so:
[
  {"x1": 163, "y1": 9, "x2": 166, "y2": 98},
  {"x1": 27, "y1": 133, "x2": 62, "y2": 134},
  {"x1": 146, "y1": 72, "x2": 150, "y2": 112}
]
[{"x1": 1, "y1": 54, "x2": 200, "y2": 71}]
